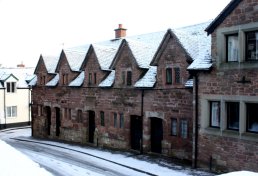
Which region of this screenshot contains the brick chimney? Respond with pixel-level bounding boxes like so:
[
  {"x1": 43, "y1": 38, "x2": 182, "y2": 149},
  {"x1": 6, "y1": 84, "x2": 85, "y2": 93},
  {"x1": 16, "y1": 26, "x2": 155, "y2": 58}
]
[
  {"x1": 114, "y1": 24, "x2": 127, "y2": 38},
  {"x1": 17, "y1": 62, "x2": 25, "y2": 68}
]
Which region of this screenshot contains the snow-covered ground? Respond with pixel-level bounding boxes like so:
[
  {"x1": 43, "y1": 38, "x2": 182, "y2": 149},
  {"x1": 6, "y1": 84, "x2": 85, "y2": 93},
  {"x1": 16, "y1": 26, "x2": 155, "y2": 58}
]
[
  {"x1": 0, "y1": 140, "x2": 52, "y2": 176},
  {"x1": 0, "y1": 127, "x2": 258, "y2": 176}
]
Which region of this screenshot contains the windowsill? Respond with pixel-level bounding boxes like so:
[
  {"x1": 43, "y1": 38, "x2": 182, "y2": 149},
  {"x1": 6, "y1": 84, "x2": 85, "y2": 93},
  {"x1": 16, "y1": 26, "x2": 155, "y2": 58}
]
[
  {"x1": 219, "y1": 61, "x2": 258, "y2": 70},
  {"x1": 203, "y1": 127, "x2": 258, "y2": 142}
]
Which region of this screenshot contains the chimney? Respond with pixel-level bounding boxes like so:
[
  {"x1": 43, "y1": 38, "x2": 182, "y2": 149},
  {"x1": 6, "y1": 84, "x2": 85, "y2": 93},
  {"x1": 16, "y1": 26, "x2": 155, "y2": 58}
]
[
  {"x1": 17, "y1": 62, "x2": 25, "y2": 68},
  {"x1": 114, "y1": 24, "x2": 127, "y2": 38}
]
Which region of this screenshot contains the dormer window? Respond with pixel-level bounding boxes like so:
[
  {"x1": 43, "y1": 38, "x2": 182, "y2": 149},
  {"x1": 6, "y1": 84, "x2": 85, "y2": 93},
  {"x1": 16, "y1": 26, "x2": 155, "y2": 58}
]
[
  {"x1": 227, "y1": 34, "x2": 239, "y2": 62},
  {"x1": 7, "y1": 82, "x2": 16, "y2": 93},
  {"x1": 62, "y1": 74, "x2": 68, "y2": 85},
  {"x1": 166, "y1": 68, "x2": 172, "y2": 84},
  {"x1": 126, "y1": 71, "x2": 132, "y2": 86}
]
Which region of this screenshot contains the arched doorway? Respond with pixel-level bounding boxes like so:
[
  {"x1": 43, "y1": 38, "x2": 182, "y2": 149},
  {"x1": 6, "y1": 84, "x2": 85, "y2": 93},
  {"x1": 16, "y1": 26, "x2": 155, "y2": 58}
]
[
  {"x1": 45, "y1": 106, "x2": 51, "y2": 135},
  {"x1": 150, "y1": 117, "x2": 163, "y2": 153},
  {"x1": 88, "y1": 110, "x2": 95, "y2": 143},
  {"x1": 130, "y1": 115, "x2": 142, "y2": 151},
  {"x1": 55, "y1": 107, "x2": 61, "y2": 137}
]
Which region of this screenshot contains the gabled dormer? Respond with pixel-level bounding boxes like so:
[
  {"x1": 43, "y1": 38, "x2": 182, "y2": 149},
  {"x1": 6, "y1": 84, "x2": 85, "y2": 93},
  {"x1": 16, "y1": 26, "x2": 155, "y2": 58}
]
[
  {"x1": 53, "y1": 50, "x2": 81, "y2": 87},
  {"x1": 1, "y1": 74, "x2": 18, "y2": 93},
  {"x1": 80, "y1": 45, "x2": 106, "y2": 87},
  {"x1": 34, "y1": 55, "x2": 58, "y2": 86},
  {"x1": 110, "y1": 39, "x2": 143, "y2": 88},
  {"x1": 151, "y1": 29, "x2": 192, "y2": 89}
]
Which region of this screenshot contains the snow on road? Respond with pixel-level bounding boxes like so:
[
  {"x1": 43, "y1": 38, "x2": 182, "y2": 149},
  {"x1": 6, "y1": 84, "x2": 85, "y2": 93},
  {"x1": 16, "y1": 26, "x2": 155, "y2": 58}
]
[{"x1": 0, "y1": 127, "x2": 258, "y2": 176}]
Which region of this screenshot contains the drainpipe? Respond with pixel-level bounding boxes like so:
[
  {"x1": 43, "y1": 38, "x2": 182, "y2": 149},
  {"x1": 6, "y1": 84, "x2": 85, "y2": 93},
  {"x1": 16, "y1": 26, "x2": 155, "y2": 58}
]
[
  {"x1": 28, "y1": 85, "x2": 31, "y2": 126},
  {"x1": 140, "y1": 89, "x2": 144, "y2": 154},
  {"x1": 193, "y1": 73, "x2": 199, "y2": 168},
  {"x1": 4, "y1": 87, "x2": 6, "y2": 129}
]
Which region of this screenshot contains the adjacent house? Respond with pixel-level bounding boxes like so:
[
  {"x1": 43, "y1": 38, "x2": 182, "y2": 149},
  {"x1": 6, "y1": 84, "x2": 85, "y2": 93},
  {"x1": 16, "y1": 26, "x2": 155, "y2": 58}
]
[
  {"x1": 0, "y1": 66, "x2": 35, "y2": 129},
  {"x1": 30, "y1": 22, "x2": 210, "y2": 162},
  {"x1": 188, "y1": 0, "x2": 258, "y2": 172}
]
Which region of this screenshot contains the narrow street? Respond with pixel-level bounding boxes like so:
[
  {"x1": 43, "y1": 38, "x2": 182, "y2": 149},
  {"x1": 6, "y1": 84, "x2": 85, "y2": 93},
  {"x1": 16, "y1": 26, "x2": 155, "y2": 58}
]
[{"x1": 0, "y1": 127, "x2": 213, "y2": 176}]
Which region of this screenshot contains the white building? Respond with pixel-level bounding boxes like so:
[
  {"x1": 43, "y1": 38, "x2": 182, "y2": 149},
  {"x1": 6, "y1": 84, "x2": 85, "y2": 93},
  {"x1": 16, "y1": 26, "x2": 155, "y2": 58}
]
[{"x1": 0, "y1": 66, "x2": 35, "y2": 129}]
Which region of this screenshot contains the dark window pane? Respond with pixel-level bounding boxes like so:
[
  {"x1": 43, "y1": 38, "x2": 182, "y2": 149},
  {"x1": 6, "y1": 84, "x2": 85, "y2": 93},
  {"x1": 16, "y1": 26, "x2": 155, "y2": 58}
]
[
  {"x1": 11, "y1": 82, "x2": 15, "y2": 92},
  {"x1": 7, "y1": 82, "x2": 10, "y2": 92},
  {"x1": 120, "y1": 113, "x2": 124, "y2": 128},
  {"x1": 174, "y1": 67, "x2": 180, "y2": 84},
  {"x1": 89, "y1": 73, "x2": 92, "y2": 85},
  {"x1": 127, "y1": 71, "x2": 132, "y2": 86},
  {"x1": 246, "y1": 103, "x2": 258, "y2": 133},
  {"x1": 246, "y1": 31, "x2": 258, "y2": 61},
  {"x1": 210, "y1": 101, "x2": 220, "y2": 127},
  {"x1": 166, "y1": 68, "x2": 172, "y2": 84},
  {"x1": 100, "y1": 111, "x2": 105, "y2": 126},
  {"x1": 114, "y1": 113, "x2": 117, "y2": 127},
  {"x1": 227, "y1": 102, "x2": 239, "y2": 130},
  {"x1": 180, "y1": 120, "x2": 188, "y2": 139}
]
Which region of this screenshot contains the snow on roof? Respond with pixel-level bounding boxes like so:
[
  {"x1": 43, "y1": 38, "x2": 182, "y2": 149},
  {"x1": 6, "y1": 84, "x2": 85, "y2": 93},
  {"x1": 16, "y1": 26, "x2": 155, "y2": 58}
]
[
  {"x1": 46, "y1": 74, "x2": 59, "y2": 87},
  {"x1": 93, "y1": 44, "x2": 120, "y2": 70},
  {"x1": 64, "y1": 47, "x2": 89, "y2": 71},
  {"x1": 98, "y1": 70, "x2": 115, "y2": 87},
  {"x1": 134, "y1": 66, "x2": 157, "y2": 88},
  {"x1": 0, "y1": 67, "x2": 35, "y2": 88},
  {"x1": 28, "y1": 75, "x2": 37, "y2": 86},
  {"x1": 43, "y1": 55, "x2": 60, "y2": 73},
  {"x1": 172, "y1": 21, "x2": 212, "y2": 70},
  {"x1": 69, "y1": 71, "x2": 84, "y2": 87},
  {"x1": 185, "y1": 79, "x2": 193, "y2": 88},
  {"x1": 126, "y1": 31, "x2": 166, "y2": 69}
]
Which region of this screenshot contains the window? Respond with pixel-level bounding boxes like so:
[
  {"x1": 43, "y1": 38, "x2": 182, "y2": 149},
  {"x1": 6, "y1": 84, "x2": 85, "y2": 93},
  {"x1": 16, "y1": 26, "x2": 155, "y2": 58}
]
[
  {"x1": 126, "y1": 71, "x2": 132, "y2": 86},
  {"x1": 246, "y1": 103, "x2": 258, "y2": 133},
  {"x1": 38, "y1": 105, "x2": 43, "y2": 116},
  {"x1": 122, "y1": 71, "x2": 126, "y2": 85},
  {"x1": 114, "y1": 113, "x2": 117, "y2": 127},
  {"x1": 227, "y1": 102, "x2": 239, "y2": 130},
  {"x1": 180, "y1": 120, "x2": 188, "y2": 138},
  {"x1": 227, "y1": 35, "x2": 239, "y2": 62},
  {"x1": 94, "y1": 73, "x2": 97, "y2": 84},
  {"x1": 62, "y1": 74, "x2": 68, "y2": 85},
  {"x1": 64, "y1": 108, "x2": 71, "y2": 120},
  {"x1": 77, "y1": 110, "x2": 82, "y2": 123},
  {"x1": 119, "y1": 113, "x2": 124, "y2": 128},
  {"x1": 210, "y1": 101, "x2": 220, "y2": 128},
  {"x1": 166, "y1": 68, "x2": 172, "y2": 84},
  {"x1": 7, "y1": 82, "x2": 16, "y2": 93},
  {"x1": 246, "y1": 31, "x2": 258, "y2": 61},
  {"x1": 171, "y1": 118, "x2": 177, "y2": 136},
  {"x1": 40, "y1": 76, "x2": 46, "y2": 85},
  {"x1": 174, "y1": 67, "x2": 180, "y2": 84},
  {"x1": 7, "y1": 106, "x2": 17, "y2": 117},
  {"x1": 88, "y1": 73, "x2": 92, "y2": 85},
  {"x1": 100, "y1": 111, "x2": 105, "y2": 126}
]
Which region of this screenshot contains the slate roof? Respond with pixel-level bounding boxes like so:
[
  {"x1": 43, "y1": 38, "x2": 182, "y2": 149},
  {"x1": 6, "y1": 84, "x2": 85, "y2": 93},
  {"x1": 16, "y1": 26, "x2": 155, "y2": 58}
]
[
  {"x1": 0, "y1": 67, "x2": 35, "y2": 88},
  {"x1": 36, "y1": 21, "x2": 212, "y2": 88}
]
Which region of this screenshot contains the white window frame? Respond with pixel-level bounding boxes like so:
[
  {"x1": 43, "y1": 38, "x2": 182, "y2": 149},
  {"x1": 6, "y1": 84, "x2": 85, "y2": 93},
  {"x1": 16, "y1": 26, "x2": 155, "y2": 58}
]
[{"x1": 6, "y1": 106, "x2": 17, "y2": 118}]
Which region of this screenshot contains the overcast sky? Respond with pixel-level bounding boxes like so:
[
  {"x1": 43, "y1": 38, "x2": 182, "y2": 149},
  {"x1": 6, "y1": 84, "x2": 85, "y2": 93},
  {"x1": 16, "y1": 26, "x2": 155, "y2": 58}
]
[{"x1": 0, "y1": 0, "x2": 231, "y2": 67}]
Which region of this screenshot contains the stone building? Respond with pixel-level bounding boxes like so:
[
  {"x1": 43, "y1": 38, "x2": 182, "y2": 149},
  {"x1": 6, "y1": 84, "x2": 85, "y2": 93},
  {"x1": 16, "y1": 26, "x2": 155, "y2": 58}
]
[
  {"x1": 189, "y1": 0, "x2": 258, "y2": 172},
  {"x1": 30, "y1": 22, "x2": 210, "y2": 161}
]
